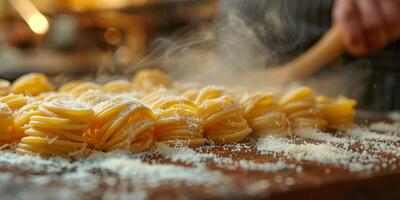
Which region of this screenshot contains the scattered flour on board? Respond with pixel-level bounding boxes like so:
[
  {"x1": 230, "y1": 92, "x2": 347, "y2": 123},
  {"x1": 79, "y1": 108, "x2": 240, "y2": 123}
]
[
  {"x1": 256, "y1": 135, "x2": 351, "y2": 165},
  {"x1": 0, "y1": 150, "x2": 230, "y2": 196},
  {"x1": 0, "y1": 144, "x2": 304, "y2": 198},
  {"x1": 256, "y1": 127, "x2": 400, "y2": 172},
  {"x1": 388, "y1": 112, "x2": 400, "y2": 121},
  {"x1": 153, "y1": 143, "x2": 297, "y2": 172},
  {"x1": 244, "y1": 180, "x2": 270, "y2": 195},
  {"x1": 238, "y1": 160, "x2": 297, "y2": 172},
  {"x1": 369, "y1": 122, "x2": 400, "y2": 134},
  {"x1": 294, "y1": 128, "x2": 347, "y2": 143},
  {"x1": 345, "y1": 127, "x2": 400, "y2": 141},
  {"x1": 296, "y1": 126, "x2": 400, "y2": 143},
  {"x1": 0, "y1": 123, "x2": 398, "y2": 197}
]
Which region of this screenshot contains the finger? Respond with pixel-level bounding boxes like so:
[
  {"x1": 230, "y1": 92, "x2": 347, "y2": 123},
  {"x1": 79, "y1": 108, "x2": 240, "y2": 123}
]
[
  {"x1": 379, "y1": 0, "x2": 400, "y2": 39},
  {"x1": 333, "y1": 0, "x2": 368, "y2": 56},
  {"x1": 355, "y1": 0, "x2": 390, "y2": 51}
]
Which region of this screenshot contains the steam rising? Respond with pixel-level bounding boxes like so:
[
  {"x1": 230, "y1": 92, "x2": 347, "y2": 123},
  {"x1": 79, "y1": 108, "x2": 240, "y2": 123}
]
[{"x1": 126, "y1": 0, "x2": 370, "y2": 98}]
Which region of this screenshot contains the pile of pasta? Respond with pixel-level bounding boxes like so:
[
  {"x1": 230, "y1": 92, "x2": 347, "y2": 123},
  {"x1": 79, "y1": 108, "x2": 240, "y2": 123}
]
[{"x1": 0, "y1": 70, "x2": 357, "y2": 157}]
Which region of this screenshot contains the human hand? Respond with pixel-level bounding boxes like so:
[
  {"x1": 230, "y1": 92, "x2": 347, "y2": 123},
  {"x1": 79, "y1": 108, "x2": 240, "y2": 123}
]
[{"x1": 333, "y1": 0, "x2": 400, "y2": 56}]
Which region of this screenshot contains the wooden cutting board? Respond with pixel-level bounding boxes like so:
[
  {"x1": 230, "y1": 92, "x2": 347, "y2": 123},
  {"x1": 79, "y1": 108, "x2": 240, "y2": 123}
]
[{"x1": 0, "y1": 120, "x2": 398, "y2": 200}]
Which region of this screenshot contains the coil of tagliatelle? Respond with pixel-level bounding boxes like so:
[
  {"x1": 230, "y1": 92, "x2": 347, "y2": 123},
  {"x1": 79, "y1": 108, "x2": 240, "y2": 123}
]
[
  {"x1": 58, "y1": 81, "x2": 81, "y2": 93},
  {"x1": 102, "y1": 79, "x2": 134, "y2": 93},
  {"x1": 0, "y1": 79, "x2": 10, "y2": 96},
  {"x1": 0, "y1": 94, "x2": 33, "y2": 110},
  {"x1": 142, "y1": 89, "x2": 206, "y2": 147},
  {"x1": 194, "y1": 86, "x2": 252, "y2": 144},
  {"x1": 88, "y1": 96, "x2": 155, "y2": 152},
  {"x1": 12, "y1": 101, "x2": 42, "y2": 140},
  {"x1": 58, "y1": 81, "x2": 99, "y2": 96},
  {"x1": 318, "y1": 96, "x2": 357, "y2": 130},
  {"x1": 78, "y1": 90, "x2": 111, "y2": 106},
  {"x1": 132, "y1": 69, "x2": 173, "y2": 93},
  {"x1": 36, "y1": 92, "x2": 71, "y2": 102},
  {"x1": 0, "y1": 71, "x2": 362, "y2": 157},
  {"x1": 11, "y1": 73, "x2": 54, "y2": 96},
  {"x1": 279, "y1": 87, "x2": 327, "y2": 132},
  {"x1": 16, "y1": 98, "x2": 94, "y2": 157},
  {"x1": 174, "y1": 82, "x2": 203, "y2": 102},
  {"x1": 0, "y1": 103, "x2": 16, "y2": 143},
  {"x1": 241, "y1": 93, "x2": 291, "y2": 137},
  {"x1": 0, "y1": 94, "x2": 37, "y2": 141}
]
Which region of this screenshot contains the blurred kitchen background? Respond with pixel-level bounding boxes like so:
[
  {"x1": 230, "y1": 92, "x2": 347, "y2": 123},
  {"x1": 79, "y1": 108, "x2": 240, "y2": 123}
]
[
  {"x1": 0, "y1": 0, "x2": 398, "y2": 113},
  {"x1": 0, "y1": 0, "x2": 217, "y2": 80}
]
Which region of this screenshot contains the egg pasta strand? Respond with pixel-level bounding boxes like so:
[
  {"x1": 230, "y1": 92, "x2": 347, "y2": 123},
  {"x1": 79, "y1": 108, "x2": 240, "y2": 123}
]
[
  {"x1": 89, "y1": 96, "x2": 155, "y2": 152},
  {"x1": 16, "y1": 98, "x2": 93, "y2": 157},
  {"x1": 241, "y1": 93, "x2": 290, "y2": 137},
  {"x1": 279, "y1": 87, "x2": 327, "y2": 131},
  {"x1": 195, "y1": 86, "x2": 251, "y2": 144},
  {"x1": 142, "y1": 90, "x2": 205, "y2": 147},
  {"x1": 0, "y1": 103, "x2": 16, "y2": 143},
  {"x1": 318, "y1": 96, "x2": 357, "y2": 130},
  {"x1": 11, "y1": 73, "x2": 54, "y2": 96}
]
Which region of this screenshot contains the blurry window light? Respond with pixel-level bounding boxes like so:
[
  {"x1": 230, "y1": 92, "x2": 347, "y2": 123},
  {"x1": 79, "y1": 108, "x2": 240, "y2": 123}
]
[
  {"x1": 9, "y1": 0, "x2": 49, "y2": 35},
  {"x1": 66, "y1": 0, "x2": 148, "y2": 11},
  {"x1": 26, "y1": 13, "x2": 49, "y2": 35}
]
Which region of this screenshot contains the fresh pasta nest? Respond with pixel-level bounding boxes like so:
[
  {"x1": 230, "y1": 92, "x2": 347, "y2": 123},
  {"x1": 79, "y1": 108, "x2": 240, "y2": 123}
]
[
  {"x1": 241, "y1": 93, "x2": 290, "y2": 137},
  {"x1": 142, "y1": 89, "x2": 205, "y2": 147},
  {"x1": 0, "y1": 103, "x2": 15, "y2": 143},
  {"x1": 89, "y1": 96, "x2": 155, "y2": 152},
  {"x1": 0, "y1": 71, "x2": 357, "y2": 157},
  {"x1": 195, "y1": 86, "x2": 252, "y2": 144},
  {"x1": 279, "y1": 87, "x2": 327, "y2": 132},
  {"x1": 16, "y1": 98, "x2": 93, "y2": 157}
]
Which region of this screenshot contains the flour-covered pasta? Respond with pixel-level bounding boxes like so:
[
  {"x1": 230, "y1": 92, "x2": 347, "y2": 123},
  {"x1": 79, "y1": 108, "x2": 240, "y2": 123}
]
[
  {"x1": 279, "y1": 87, "x2": 327, "y2": 131},
  {"x1": 241, "y1": 93, "x2": 290, "y2": 137},
  {"x1": 0, "y1": 79, "x2": 10, "y2": 96},
  {"x1": 174, "y1": 82, "x2": 202, "y2": 102},
  {"x1": 16, "y1": 98, "x2": 93, "y2": 157},
  {"x1": 0, "y1": 103, "x2": 16, "y2": 143},
  {"x1": 89, "y1": 96, "x2": 154, "y2": 152},
  {"x1": 132, "y1": 69, "x2": 173, "y2": 92},
  {"x1": 0, "y1": 71, "x2": 362, "y2": 157},
  {"x1": 0, "y1": 94, "x2": 37, "y2": 140},
  {"x1": 227, "y1": 87, "x2": 248, "y2": 101},
  {"x1": 0, "y1": 94, "x2": 32, "y2": 110},
  {"x1": 141, "y1": 88, "x2": 170, "y2": 104},
  {"x1": 58, "y1": 81, "x2": 81, "y2": 93},
  {"x1": 142, "y1": 90, "x2": 205, "y2": 147},
  {"x1": 318, "y1": 96, "x2": 357, "y2": 130},
  {"x1": 102, "y1": 79, "x2": 133, "y2": 93},
  {"x1": 36, "y1": 92, "x2": 71, "y2": 102},
  {"x1": 11, "y1": 73, "x2": 54, "y2": 96},
  {"x1": 59, "y1": 81, "x2": 99, "y2": 96},
  {"x1": 78, "y1": 90, "x2": 110, "y2": 105},
  {"x1": 13, "y1": 101, "x2": 41, "y2": 139},
  {"x1": 195, "y1": 86, "x2": 251, "y2": 144}
]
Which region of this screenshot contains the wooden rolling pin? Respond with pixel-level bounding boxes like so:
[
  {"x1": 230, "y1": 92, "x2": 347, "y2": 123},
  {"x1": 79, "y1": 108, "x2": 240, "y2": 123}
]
[{"x1": 259, "y1": 26, "x2": 344, "y2": 85}]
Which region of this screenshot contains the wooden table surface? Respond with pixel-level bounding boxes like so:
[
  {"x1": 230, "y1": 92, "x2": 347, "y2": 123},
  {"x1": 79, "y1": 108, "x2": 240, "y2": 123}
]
[{"x1": 0, "y1": 121, "x2": 399, "y2": 200}]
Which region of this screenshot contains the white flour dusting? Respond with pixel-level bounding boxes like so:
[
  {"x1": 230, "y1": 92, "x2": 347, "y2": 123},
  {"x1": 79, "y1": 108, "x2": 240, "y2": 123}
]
[
  {"x1": 345, "y1": 127, "x2": 400, "y2": 141},
  {"x1": 0, "y1": 123, "x2": 397, "y2": 198},
  {"x1": 154, "y1": 143, "x2": 297, "y2": 172},
  {"x1": 257, "y1": 125, "x2": 400, "y2": 172},
  {"x1": 369, "y1": 122, "x2": 400, "y2": 134},
  {"x1": 257, "y1": 135, "x2": 351, "y2": 165},
  {"x1": 295, "y1": 128, "x2": 347, "y2": 143}
]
